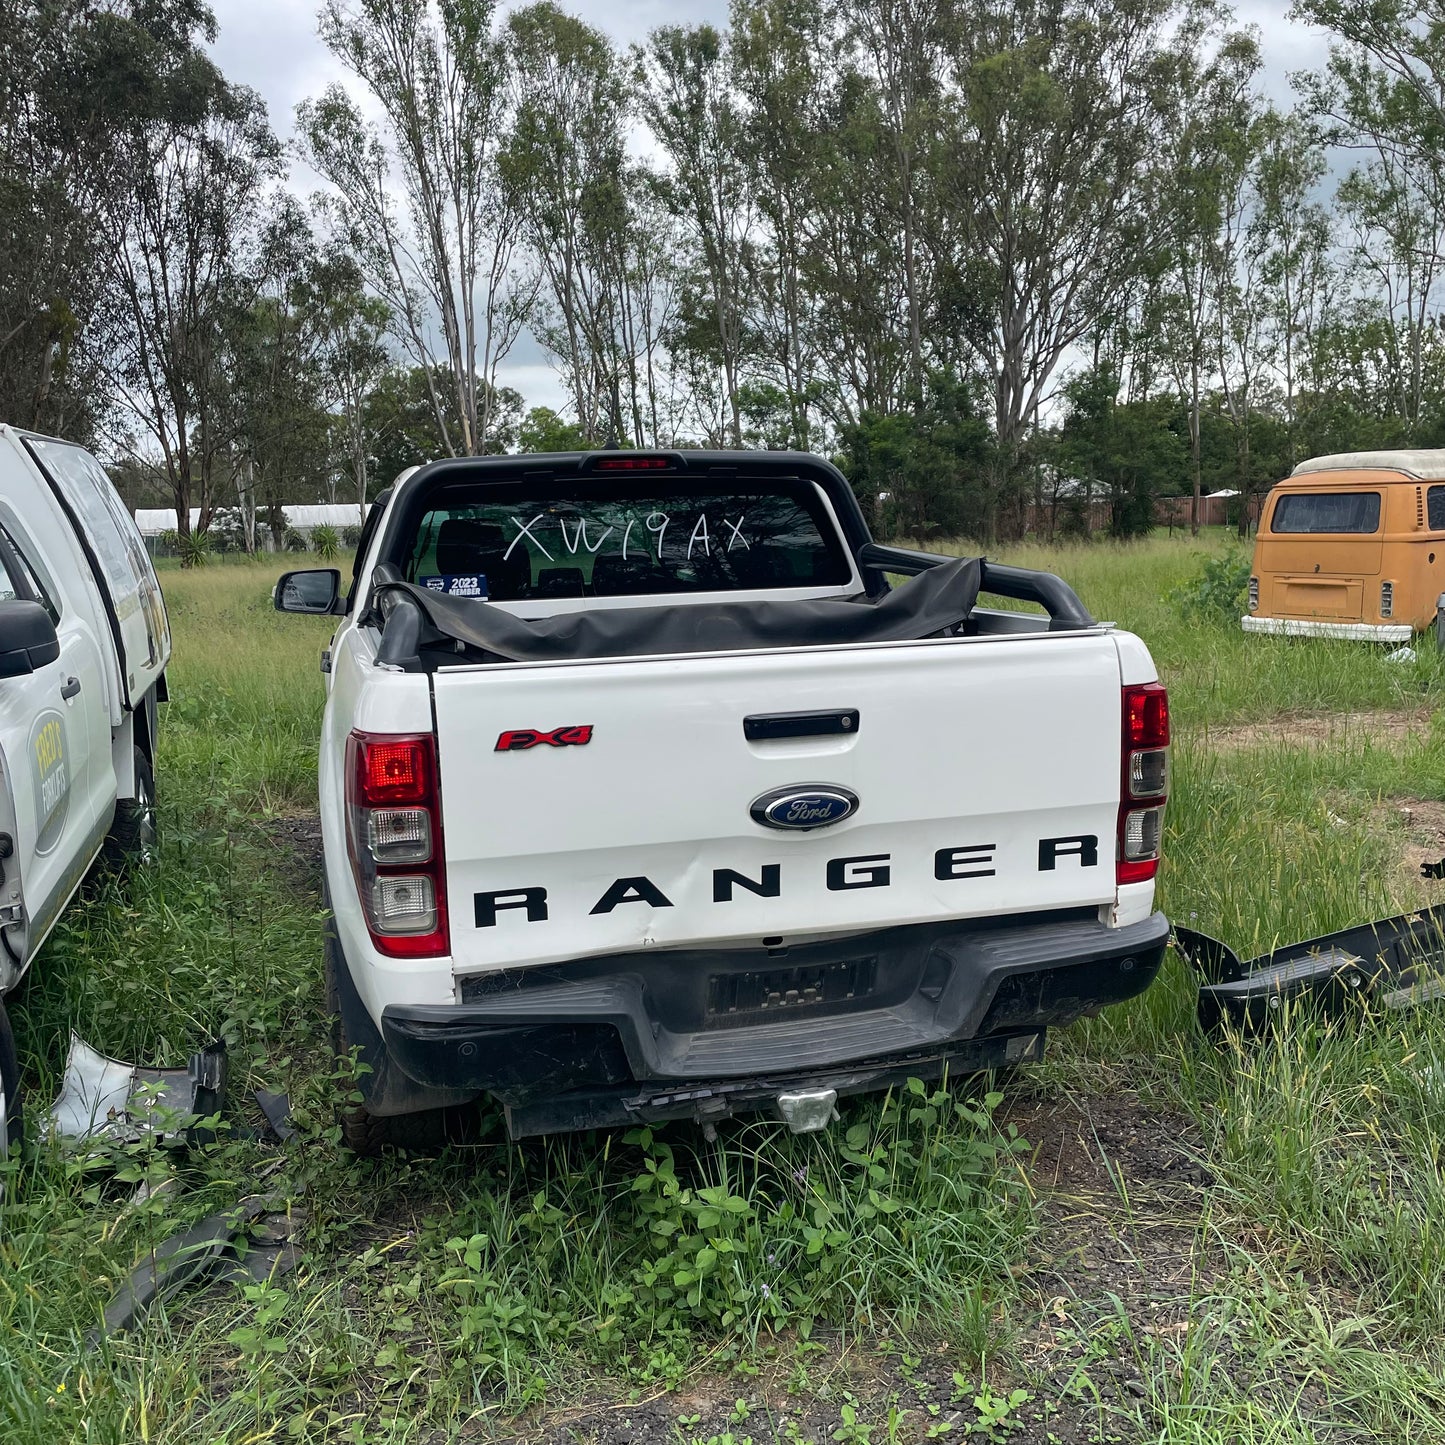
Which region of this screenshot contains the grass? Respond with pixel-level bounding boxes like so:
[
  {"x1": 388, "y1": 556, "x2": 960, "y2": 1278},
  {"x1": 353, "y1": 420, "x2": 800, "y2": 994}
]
[{"x1": 4, "y1": 535, "x2": 1445, "y2": 1442}]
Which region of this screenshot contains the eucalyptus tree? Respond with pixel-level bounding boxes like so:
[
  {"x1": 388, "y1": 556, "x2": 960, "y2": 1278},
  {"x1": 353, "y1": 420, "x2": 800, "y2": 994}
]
[
  {"x1": 638, "y1": 24, "x2": 755, "y2": 446},
  {"x1": 844, "y1": 0, "x2": 953, "y2": 392},
  {"x1": 1210, "y1": 114, "x2": 1275, "y2": 514},
  {"x1": 502, "y1": 3, "x2": 623, "y2": 442},
  {"x1": 1294, "y1": 0, "x2": 1445, "y2": 431},
  {"x1": 936, "y1": 0, "x2": 1191, "y2": 536},
  {"x1": 299, "y1": 0, "x2": 532, "y2": 458},
  {"x1": 308, "y1": 250, "x2": 392, "y2": 517},
  {"x1": 613, "y1": 174, "x2": 685, "y2": 447},
  {"x1": 1335, "y1": 161, "x2": 1445, "y2": 429},
  {"x1": 730, "y1": 0, "x2": 829, "y2": 449},
  {"x1": 1249, "y1": 109, "x2": 1336, "y2": 463},
  {"x1": 799, "y1": 65, "x2": 917, "y2": 430},
  {"x1": 1149, "y1": 24, "x2": 1262, "y2": 532},
  {"x1": 505, "y1": 3, "x2": 671, "y2": 445},
  {"x1": 0, "y1": 0, "x2": 231, "y2": 441},
  {"x1": 222, "y1": 200, "x2": 336, "y2": 550},
  {"x1": 100, "y1": 68, "x2": 280, "y2": 545}
]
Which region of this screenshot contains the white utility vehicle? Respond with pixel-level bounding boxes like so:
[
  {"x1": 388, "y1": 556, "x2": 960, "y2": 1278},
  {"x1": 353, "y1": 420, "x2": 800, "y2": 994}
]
[
  {"x1": 278, "y1": 451, "x2": 1170, "y2": 1147},
  {"x1": 0, "y1": 427, "x2": 171, "y2": 1146}
]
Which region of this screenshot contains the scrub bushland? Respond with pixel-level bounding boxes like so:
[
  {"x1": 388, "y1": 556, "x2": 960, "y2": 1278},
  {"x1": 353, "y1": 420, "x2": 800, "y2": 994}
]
[{"x1": 4, "y1": 539, "x2": 1445, "y2": 1443}]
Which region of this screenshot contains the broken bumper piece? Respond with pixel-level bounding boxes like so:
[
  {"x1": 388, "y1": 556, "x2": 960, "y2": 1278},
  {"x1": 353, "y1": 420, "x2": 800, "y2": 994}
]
[
  {"x1": 48, "y1": 1034, "x2": 227, "y2": 1144},
  {"x1": 1174, "y1": 904, "x2": 1445, "y2": 1035}
]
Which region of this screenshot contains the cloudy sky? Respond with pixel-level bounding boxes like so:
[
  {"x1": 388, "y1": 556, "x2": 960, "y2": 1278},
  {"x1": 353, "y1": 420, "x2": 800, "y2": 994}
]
[{"x1": 207, "y1": 0, "x2": 1336, "y2": 413}]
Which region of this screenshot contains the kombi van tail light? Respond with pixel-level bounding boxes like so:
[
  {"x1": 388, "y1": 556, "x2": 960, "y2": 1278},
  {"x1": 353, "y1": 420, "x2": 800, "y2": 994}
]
[
  {"x1": 345, "y1": 731, "x2": 449, "y2": 957},
  {"x1": 1118, "y1": 682, "x2": 1169, "y2": 885},
  {"x1": 1381, "y1": 580, "x2": 1394, "y2": 617},
  {"x1": 1248, "y1": 576, "x2": 1259, "y2": 612}
]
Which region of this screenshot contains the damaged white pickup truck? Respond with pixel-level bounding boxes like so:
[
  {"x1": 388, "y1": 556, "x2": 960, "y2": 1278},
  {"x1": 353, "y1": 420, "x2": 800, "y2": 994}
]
[{"x1": 277, "y1": 450, "x2": 1170, "y2": 1148}]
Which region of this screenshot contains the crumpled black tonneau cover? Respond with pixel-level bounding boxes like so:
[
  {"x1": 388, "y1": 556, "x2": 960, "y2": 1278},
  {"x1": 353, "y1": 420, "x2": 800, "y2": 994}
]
[{"x1": 376, "y1": 555, "x2": 982, "y2": 663}]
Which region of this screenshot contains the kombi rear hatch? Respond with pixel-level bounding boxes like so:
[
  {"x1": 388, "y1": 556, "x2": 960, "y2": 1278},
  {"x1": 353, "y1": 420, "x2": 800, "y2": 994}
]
[{"x1": 1251, "y1": 482, "x2": 1385, "y2": 625}]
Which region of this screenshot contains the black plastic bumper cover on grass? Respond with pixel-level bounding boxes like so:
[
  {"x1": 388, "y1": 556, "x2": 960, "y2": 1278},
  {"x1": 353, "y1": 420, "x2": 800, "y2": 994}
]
[{"x1": 1175, "y1": 902, "x2": 1445, "y2": 1035}]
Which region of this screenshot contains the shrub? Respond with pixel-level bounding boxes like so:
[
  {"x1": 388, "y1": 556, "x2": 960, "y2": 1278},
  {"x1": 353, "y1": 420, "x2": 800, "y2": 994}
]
[
  {"x1": 311, "y1": 524, "x2": 340, "y2": 561},
  {"x1": 179, "y1": 529, "x2": 212, "y2": 568},
  {"x1": 1168, "y1": 548, "x2": 1251, "y2": 624}
]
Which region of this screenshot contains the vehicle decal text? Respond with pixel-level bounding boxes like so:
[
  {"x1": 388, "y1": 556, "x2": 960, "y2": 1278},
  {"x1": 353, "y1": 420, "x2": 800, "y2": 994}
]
[
  {"x1": 472, "y1": 836, "x2": 1100, "y2": 927},
  {"x1": 495, "y1": 725, "x2": 594, "y2": 752}
]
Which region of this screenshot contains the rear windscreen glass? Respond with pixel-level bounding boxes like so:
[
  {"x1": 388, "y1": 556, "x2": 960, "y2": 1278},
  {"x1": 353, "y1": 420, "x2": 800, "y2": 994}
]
[
  {"x1": 402, "y1": 479, "x2": 852, "y2": 601},
  {"x1": 1271, "y1": 492, "x2": 1381, "y2": 534}
]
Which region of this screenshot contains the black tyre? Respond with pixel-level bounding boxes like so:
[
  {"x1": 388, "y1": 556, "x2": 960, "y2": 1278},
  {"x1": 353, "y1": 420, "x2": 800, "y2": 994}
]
[
  {"x1": 324, "y1": 920, "x2": 472, "y2": 1156},
  {"x1": 104, "y1": 745, "x2": 157, "y2": 869},
  {"x1": 0, "y1": 995, "x2": 23, "y2": 1157}
]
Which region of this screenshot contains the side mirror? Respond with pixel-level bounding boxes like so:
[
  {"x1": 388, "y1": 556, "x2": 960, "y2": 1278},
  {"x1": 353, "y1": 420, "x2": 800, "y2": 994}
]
[
  {"x1": 274, "y1": 569, "x2": 341, "y2": 615},
  {"x1": 0, "y1": 599, "x2": 60, "y2": 677}
]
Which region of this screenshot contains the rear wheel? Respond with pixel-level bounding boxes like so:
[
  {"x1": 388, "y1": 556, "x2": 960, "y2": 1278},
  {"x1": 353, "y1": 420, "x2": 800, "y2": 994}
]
[
  {"x1": 104, "y1": 746, "x2": 157, "y2": 869},
  {"x1": 324, "y1": 922, "x2": 474, "y2": 1156},
  {"x1": 0, "y1": 996, "x2": 23, "y2": 1158}
]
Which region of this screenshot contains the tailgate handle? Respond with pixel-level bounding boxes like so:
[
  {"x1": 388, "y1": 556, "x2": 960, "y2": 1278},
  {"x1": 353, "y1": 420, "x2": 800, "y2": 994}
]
[{"x1": 744, "y1": 709, "x2": 859, "y2": 741}]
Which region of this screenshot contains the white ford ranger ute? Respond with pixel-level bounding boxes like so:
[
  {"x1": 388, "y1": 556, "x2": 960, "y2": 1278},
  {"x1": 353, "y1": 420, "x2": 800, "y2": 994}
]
[
  {"x1": 278, "y1": 451, "x2": 1170, "y2": 1147},
  {"x1": 0, "y1": 426, "x2": 171, "y2": 1147}
]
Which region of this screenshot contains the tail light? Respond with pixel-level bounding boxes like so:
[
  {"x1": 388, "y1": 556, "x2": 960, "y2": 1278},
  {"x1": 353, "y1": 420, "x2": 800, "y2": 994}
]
[
  {"x1": 1118, "y1": 682, "x2": 1169, "y2": 886},
  {"x1": 1247, "y1": 576, "x2": 1259, "y2": 612},
  {"x1": 1381, "y1": 580, "x2": 1394, "y2": 617},
  {"x1": 345, "y1": 730, "x2": 449, "y2": 957}
]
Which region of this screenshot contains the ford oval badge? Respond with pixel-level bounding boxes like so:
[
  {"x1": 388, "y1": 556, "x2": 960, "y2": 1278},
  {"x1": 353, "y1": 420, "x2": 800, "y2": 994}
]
[{"x1": 750, "y1": 784, "x2": 859, "y2": 831}]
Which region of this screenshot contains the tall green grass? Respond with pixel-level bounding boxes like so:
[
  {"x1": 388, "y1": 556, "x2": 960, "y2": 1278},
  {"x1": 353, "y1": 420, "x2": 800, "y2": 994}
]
[{"x1": 943, "y1": 531, "x2": 1445, "y2": 728}]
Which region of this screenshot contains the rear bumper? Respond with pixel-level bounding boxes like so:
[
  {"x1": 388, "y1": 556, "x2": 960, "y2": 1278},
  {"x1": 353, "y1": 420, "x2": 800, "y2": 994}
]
[
  {"x1": 378, "y1": 910, "x2": 1169, "y2": 1136},
  {"x1": 1242, "y1": 615, "x2": 1413, "y2": 642}
]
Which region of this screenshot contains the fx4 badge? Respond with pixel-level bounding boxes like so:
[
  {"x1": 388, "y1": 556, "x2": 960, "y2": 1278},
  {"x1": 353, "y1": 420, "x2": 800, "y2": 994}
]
[{"x1": 495, "y1": 725, "x2": 594, "y2": 752}]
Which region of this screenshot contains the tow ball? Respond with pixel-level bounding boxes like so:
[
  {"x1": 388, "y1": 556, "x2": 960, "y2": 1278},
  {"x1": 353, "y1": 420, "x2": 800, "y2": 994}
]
[
  {"x1": 776, "y1": 1088, "x2": 840, "y2": 1134},
  {"x1": 1173, "y1": 903, "x2": 1445, "y2": 1036}
]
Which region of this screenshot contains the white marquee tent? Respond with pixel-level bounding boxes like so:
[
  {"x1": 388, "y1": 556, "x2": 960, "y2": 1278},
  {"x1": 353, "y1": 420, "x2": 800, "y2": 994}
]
[{"x1": 133, "y1": 503, "x2": 364, "y2": 540}]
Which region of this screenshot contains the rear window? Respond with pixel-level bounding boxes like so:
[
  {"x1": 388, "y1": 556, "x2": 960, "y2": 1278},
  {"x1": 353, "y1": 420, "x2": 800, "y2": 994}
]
[
  {"x1": 1271, "y1": 492, "x2": 1381, "y2": 534},
  {"x1": 1428, "y1": 485, "x2": 1445, "y2": 530},
  {"x1": 401, "y1": 479, "x2": 852, "y2": 601}
]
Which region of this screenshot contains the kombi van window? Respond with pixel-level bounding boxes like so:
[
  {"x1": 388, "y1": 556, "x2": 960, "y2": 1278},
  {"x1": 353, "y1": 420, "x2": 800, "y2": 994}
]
[
  {"x1": 1272, "y1": 492, "x2": 1381, "y2": 533},
  {"x1": 1429, "y1": 486, "x2": 1445, "y2": 529}
]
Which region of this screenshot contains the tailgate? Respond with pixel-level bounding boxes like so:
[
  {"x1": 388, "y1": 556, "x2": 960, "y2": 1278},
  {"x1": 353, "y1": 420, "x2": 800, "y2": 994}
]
[
  {"x1": 1255, "y1": 536, "x2": 1383, "y2": 622},
  {"x1": 433, "y1": 634, "x2": 1126, "y2": 975},
  {"x1": 1271, "y1": 576, "x2": 1366, "y2": 619}
]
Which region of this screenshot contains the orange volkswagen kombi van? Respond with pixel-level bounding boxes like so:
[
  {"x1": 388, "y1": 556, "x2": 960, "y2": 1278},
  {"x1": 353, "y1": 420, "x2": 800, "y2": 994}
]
[{"x1": 1244, "y1": 450, "x2": 1445, "y2": 641}]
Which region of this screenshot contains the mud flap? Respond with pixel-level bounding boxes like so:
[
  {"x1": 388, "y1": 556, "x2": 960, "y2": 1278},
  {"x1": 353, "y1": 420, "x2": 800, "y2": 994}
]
[{"x1": 1174, "y1": 904, "x2": 1445, "y2": 1036}]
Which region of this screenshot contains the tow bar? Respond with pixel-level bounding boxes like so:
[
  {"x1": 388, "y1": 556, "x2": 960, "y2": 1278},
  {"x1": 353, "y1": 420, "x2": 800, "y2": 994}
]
[{"x1": 1174, "y1": 903, "x2": 1445, "y2": 1036}]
